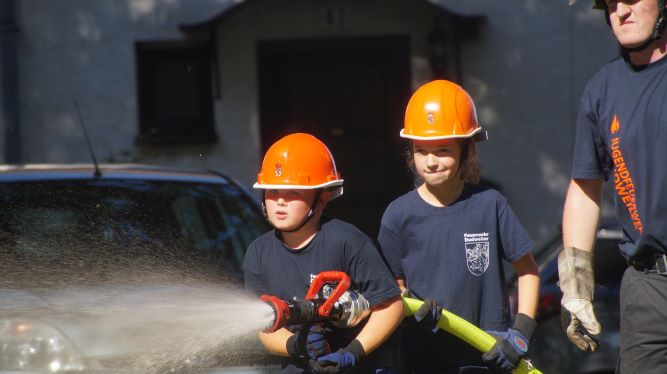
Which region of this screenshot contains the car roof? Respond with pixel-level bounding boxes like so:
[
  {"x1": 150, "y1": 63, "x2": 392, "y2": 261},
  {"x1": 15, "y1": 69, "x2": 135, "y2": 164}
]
[{"x1": 0, "y1": 163, "x2": 232, "y2": 184}]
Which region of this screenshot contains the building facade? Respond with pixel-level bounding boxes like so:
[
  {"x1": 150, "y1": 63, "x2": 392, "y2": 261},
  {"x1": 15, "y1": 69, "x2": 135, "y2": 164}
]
[{"x1": 0, "y1": 0, "x2": 618, "y2": 243}]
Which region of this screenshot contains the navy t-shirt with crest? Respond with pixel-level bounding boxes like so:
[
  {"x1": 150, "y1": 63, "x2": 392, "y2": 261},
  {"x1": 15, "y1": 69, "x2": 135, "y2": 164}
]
[
  {"x1": 378, "y1": 184, "x2": 533, "y2": 332},
  {"x1": 572, "y1": 55, "x2": 667, "y2": 258}
]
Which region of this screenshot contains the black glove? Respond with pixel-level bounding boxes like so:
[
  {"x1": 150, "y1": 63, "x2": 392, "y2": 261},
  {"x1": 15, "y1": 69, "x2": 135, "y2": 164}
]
[
  {"x1": 412, "y1": 299, "x2": 443, "y2": 333},
  {"x1": 309, "y1": 339, "x2": 365, "y2": 373},
  {"x1": 286, "y1": 324, "x2": 330, "y2": 360},
  {"x1": 482, "y1": 313, "x2": 536, "y2": 373}
]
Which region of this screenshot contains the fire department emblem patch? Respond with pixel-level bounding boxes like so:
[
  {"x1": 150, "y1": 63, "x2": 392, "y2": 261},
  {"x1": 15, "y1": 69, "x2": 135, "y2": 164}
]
[
  {"x1": 465, "y1": 240, "x2": 489, "y2": 276},
  {"x1": 275, "y1": 161, "x2": 282, "y2": 177}
]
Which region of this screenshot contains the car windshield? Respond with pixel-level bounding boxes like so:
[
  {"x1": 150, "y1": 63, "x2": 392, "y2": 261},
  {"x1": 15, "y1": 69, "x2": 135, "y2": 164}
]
[{"x1": 0, "y1": 178, "x2": 269, "y2": 288}]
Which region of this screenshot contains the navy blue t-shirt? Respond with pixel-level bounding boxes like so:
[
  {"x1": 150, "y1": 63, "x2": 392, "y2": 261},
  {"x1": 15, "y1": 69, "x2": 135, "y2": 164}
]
[
  {"x1": 572, "y1": 55, "x2": 667, "y2": 258},
  {"x1": 244, "y1": 217, "x2": 399, "y2": 306},
  {"x1": 378, "y1": 184, "x2": 533, "y2": 332},
  {"x1": 244, "y1": 217, "x2": 400, "y2": 372}
]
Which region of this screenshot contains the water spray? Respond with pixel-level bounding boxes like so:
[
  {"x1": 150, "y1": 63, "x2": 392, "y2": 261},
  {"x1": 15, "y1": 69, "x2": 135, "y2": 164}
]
[{"x1": 260, "y1": 271, "x2": 370, "y2": 333}]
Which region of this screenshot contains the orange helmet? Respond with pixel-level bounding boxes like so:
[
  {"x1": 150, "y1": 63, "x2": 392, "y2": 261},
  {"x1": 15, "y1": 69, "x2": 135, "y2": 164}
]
[
  {"x1": 254, "y1": 133, "x2": 343, "y2": 200},
  {"x1": 401, "y1": 80, "x2": 487, "y2": 141}
]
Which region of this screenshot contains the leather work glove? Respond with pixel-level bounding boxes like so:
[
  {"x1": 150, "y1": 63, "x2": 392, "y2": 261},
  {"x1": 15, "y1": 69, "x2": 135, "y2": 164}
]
[
  {"x1": 309, "y1": 339, "x2": 364, "y2": 373},
  {"x1": 412, "y1": 299, "x2": 443, "y2": 333},
  {"x1": 286, "y1": 324, "x2": 331, "y2": 360},
  {"x1": 482, "y1": 313, "x2": 536, "y2": 373},
  {"x1": 557, "y1": 246, "x2": 601, "y2": 352}
]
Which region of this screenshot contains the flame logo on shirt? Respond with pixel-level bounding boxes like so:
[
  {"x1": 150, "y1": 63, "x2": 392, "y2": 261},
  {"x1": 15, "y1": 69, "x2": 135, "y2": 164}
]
[{"x1": 610, "y1": 115, "x2": 620, "y2": 134}]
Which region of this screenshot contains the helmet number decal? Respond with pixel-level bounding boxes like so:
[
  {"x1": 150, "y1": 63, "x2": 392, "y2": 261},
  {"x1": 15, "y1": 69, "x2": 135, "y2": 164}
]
[
  {"x1": 275, "y1": 161, "x2": 282, "y2": 177},
  {"x1": 427, "y1": 112, "x2": 435, "y2": 125}
]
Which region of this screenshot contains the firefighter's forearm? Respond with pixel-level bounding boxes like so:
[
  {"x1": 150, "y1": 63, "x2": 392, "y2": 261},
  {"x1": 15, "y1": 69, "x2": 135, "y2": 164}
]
[
  {"x1": 563, "y1": 179, "x2": 603, "y2": 251},
  {"x1": 354, "y1": 296, "x2": 403, "y2": 355},
  {"x1": 258, "y1": 328, "x2": 292, "y2": 357},
  {"x1": 517, "y1": 275, "x2": 540, "y2": 319},
  {"x1": 513, "y1": 253, "x2": 540, "y2": 319}
]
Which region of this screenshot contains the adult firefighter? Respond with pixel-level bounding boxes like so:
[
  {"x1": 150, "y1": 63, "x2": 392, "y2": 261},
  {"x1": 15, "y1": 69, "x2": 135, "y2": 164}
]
[
  {"x1": 561, "y1": 1, "x2": 667, "y2": 372},
  {"x1": 244, "y1": 133, "x2": 403, "y2": 373}
]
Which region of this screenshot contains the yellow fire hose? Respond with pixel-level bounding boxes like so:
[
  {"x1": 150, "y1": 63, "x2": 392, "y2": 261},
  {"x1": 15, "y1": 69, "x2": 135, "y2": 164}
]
[{"x1": 403, "y1": 297, "x2": 542, "y2": 374}]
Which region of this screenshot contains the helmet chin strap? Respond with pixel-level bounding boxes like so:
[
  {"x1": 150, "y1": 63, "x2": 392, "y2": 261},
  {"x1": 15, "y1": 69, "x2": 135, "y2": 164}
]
[
  {"x1": 264, "y1": 190, "x2": 323, "y2": 233},
  {"x1": 281, "y1": 190, "x2": 322, "y2": 233},
  {"x1": 622, "y1": 5, "x2": 667, "y2": 53},
  {"x1": 281, "y1": 208, "x2": 315, "y2": 233}
]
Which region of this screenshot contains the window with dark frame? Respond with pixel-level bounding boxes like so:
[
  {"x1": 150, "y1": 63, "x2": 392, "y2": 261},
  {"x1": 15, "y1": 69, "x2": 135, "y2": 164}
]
[{"x1": 136, "y1": 41, "x2": 217, "y2": 144}]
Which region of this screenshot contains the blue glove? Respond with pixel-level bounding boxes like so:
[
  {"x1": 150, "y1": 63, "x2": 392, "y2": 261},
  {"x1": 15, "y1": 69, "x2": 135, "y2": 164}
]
[
  {"x1": 286, "y1": 324, "x2": 330, "y2": 360},
  {"x1": 310, "y1": 339, "x2": 364, "y2": 373},
  {"x1": 412, "y1": 299, "x2": 443, "y2": 333},
  {"x1": 482, "y1": 314, "x2": 536, "y2": 373}
]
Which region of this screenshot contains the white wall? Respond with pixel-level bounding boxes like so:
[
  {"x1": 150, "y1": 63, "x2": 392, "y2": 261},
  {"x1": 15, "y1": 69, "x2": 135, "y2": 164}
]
[{"x1": 16, "y1": 0, "x2": 240, "y2": 176}]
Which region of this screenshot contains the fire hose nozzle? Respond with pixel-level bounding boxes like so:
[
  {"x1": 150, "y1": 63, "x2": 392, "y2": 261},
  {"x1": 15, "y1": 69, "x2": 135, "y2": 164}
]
[
  {"x1": 260, "y1": 271, "x2": 370, "y2": 333},
  {"x1": 260, "y1": 294, "x2": 290, "y2": 333}
]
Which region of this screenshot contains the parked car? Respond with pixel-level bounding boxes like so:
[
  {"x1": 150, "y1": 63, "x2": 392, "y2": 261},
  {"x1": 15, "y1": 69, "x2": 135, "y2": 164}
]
[
  {"x1": 510, "y1": 223, "x2": 625, "y2": 374},
  {"x1": 0, "y1": 164, "x2": 281, "y2": 372}
]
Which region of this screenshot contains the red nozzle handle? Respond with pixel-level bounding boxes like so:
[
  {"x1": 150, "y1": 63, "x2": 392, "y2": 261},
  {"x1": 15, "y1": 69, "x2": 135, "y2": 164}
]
[
  {"x1": 304, "y1": 271, "x2": 351, "y2": 317},
  {"x1": 260, "y1": 294, "x2": 290, "y2": 333}
]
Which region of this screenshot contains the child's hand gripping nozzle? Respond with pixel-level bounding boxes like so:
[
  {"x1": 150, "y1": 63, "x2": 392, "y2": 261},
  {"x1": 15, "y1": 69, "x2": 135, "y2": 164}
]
[{"x1": 260, "y1": 271, "x2": 370, "y2": 333}]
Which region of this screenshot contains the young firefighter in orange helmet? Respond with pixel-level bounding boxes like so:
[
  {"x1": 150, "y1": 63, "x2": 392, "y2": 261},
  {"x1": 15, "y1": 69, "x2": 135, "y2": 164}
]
[
  {"x1": 377, "y1": 80, "x2": 540, "y2": 373},
  {"x1": 243, "y1": 133, "x2": 404, "y2": 373}
]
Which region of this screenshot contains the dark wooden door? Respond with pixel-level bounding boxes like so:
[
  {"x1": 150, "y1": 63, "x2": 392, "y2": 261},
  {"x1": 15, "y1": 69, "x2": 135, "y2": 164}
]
[{"x1": 258, "y1": 36, "x2": 412, "y2": 238}]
